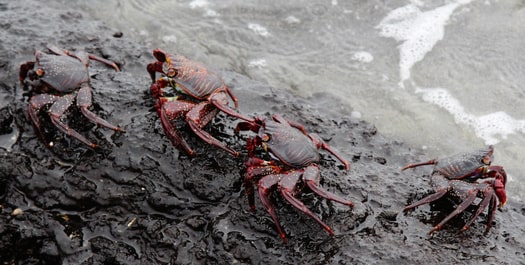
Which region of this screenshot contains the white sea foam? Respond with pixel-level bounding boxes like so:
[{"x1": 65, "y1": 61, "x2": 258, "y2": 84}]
[
  {"x1": 285, "y1": 15, "x2": 301, "y2": 25},
  {"x1": 351, "y1": 51, "x2": 374, "y2": 63},
  {"x1": 205, "y1": 9, "x2": 219, "y2": 17},
  {"x1": 189, "y1": 0, "x2": 209, "y2": 9},
  {"x1": 188, "y1": 0, "x2": 218, "y2": 18},
  {"x1": 162, "y1": 35, "x2": 177, "y2": 43},
  {"x1": 248, "y1": 23, "x2": 269, "y2": 37},
  {"x1": 416, "y1": 87, "x2": 525, "y2": 145},
  {"x1": 376, "y1": 1, "x2": 473, "y2": 86},
  {"x1": 248, "y1": 58, "x2": 267, "y2": 68}
]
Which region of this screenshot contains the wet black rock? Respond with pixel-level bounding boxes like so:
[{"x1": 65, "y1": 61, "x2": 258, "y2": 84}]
[{"x1": 0, "y1": 0, "x2": 524, "y2": 264}]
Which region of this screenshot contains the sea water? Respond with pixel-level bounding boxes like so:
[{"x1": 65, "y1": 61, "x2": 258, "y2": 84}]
[{"x1": 66, "y1": 0, "x2": 525, "y2": 201}]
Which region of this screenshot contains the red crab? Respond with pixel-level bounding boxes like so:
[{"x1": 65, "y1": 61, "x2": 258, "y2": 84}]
[
  {"x1": 147, "y1": 48, "x2": 253, "y2": 156},
  {"x1": 402, "y1": 145, "x2": 507, "y2": 235},
  {"x1": 19, "y1": 46, "x2": 124, "y2": 148},
  {"x1": 235, "y1": 114, "x2": 352, "y2": 242}
]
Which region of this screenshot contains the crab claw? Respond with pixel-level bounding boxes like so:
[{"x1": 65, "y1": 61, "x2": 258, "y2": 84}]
[{"x1": 493, "y1": 178, "x2": 507, "y2": 208}]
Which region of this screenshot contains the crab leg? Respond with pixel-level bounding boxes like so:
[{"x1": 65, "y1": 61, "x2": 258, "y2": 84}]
[
  {"x1": 235, "y1": 121, "x2": 261, "y2": 135},
  {"x1": 279, "y1": 171, "x2": 335, "y2": 237},
  {"x1": 404, "y1": 174, "x2": 451, "y2": 211},
  {"x1": 244, "y1": 157, "x2": 283, "y2": 209},
  {"x1": 401, "y1": 159, "x2": 438, "y2": 171},
  {"x1": 429, "y1": 187, "x2": 478, "y2": 235},
  {"x1": 19, "y1": 61, "x2": 35, "y2": 84},
  {"x1": 485, "y1": 194, "x2": 498, "y2": 234},
  {"x1": 303, "y1": 165, "x2": 353, "y2": 207},
  {"x1": 223, "y1": 87, "x2": 240, "y2": 109},
  {"x1": 87, "y1": 54, "x2": 120, "y2": 72},
  {"x1": 209, "y1": 92, "x2": 253, "y2": 122},
  {"x1": 159, "y1": 99, "x2": 196, "y2": 156},
  {"x1": 48, "y1": 94, "x2": 97, "y2": 148},
  {"x1": 28, "y1": 94, "x2": 58, "y2": 138},
  {"x1": 275, "y1": 114, "x2": 308, "y2": 135},
  {"x1": 47, "y1": 46, "x2": 120, "y2": 71},
  {"x1": 147, "y1": 60, "x2": 165, "y2": 83},
  {"x1": 186, "y1": 101, "x2": 239, "y2": 157},
  {"x1": 461, "y1": 183, "x2": 494, "y2": 232},
  {"x1": 403, "y1": 190, "x2": 449, "y2": 211},
  {"x1": 245, "y1": 165, "x2": 271, "y2": 211},
  {"x1": 309, "y1": 133, "x2": 350, "y2": 170},
  {"x1": 245, "y1": 137, "x2": 262, "y2": 158},
  {"x1": 257, "y1": 173, "x2": 287, "y2": 243},
  {"x1": 77, "y1": 85, "x2": 124, "y2": 132}
]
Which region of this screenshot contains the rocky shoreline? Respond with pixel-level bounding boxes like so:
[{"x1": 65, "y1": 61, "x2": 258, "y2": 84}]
[{"x1": 0, "y1": 0, "x2": 524, "y2": 264}]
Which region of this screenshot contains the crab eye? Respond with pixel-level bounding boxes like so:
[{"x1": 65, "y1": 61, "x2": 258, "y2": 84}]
[
  {"x1": 261, "y1": 133, "x2": 270, "y2": 142},
  {"x1": 36, "y1": 68, "x2": 45, "y2": 77},
  {"x1": 167, "y1": 68, "x2": 177, "y2": 77},
  {"x1": 482, "y1": 155, "x2": 491, "y2": 165}
]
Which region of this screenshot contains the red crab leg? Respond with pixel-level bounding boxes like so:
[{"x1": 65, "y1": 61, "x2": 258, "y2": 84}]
[
  {"x1": 309, "y1": 133, "x2": 350, "y2": 171},
  {"x1": 257, "y1": 173, "x2": 287, "y2": 243},
  {"x1": 28, "y1": 94, "x2": 58, "y2": 139},
  {"x1": 244, "y1": 157, "x2": 282, "y2": 211},
  {"x1": 235, "y1": 121, "x2": 261, "y2": 135},
  {"x1": 244, "y1": 166, "x2": 264, "y2": 211},
  {"x1": 19, "y1": 61, "x2": 35, "y2": 84},
  {"x1": 47, "y1": 46, "x2": 120, "y2": 72},
  {"x1": 461, "y1": 183, "x2": 494, "y2": 232},
  {"x1": 87, "y1": 54, "x2": 120, "y2": 72},
  {"x1": 428, "y1": 188, "x2": 478, "y2": 235},
  {"x1": 245, "y1": 137, "x2": 263, "y2": 158},
  {"x1": 209, "y1": 92, "x2": 253, "y2": 122},
  {"x1": 159, "y1": 99, "x2": 197, "y2": 156},
  {"x1": 484, "y1": 194, "x2": 498, "y2": 234},
  {"x1": 186, "y1": 101, "x2": 240, "y2": 156},
  {"x1": 279, "y1": 170, "x2": 335, "y2": 237},
  {"x1": 275, "y1": 114, "x2": 308, "y2": 135},
  {"x1": 403, "y1": 174, "x2": 451, "y2": 211},
  {"x1": 403, "y1": 190, "x2": 449, "y2": 211},
  {"x1": 221, "y1": 87, "x2": 239, "y2": 109},
  {"x1": 303, "y1": 165, "x2": 354, "y2": 207},
  {"x1": 150, "y1": 78, "x2": 170, "y2": 99},
  {"x1": 147, "y1": 61, "x2": 166, "y2": 83},
  {"x1": 48, "y1": 94, "x2": 97, "y2": 148},
  {"x1": 486, "y1": 165, "x2": 507, "y2": 186},
  {"x1": 401, "y1": 159, "x2": 437, "y2": 171},
  {"x1": 77, "y1": 85, "x2": 125, "y2": 132}
]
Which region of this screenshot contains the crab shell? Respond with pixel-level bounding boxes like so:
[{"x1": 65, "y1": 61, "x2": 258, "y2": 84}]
[
  {"x1": 259, "y1": 118, "x2": 320, "y2": 168},
  {"x1": 35, "y1": 51, "x2": 89, "y2": 92}
]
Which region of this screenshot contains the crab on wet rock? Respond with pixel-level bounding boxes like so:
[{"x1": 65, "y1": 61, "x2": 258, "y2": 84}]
[
  {"x1": 235, "y1": 113, "x2": 353, "y2": 242},
  {"x1": 19, "y1": 46, "x2": 124, "y2": 148},
  {"x1": 147, "y1": 48, "x2": 253, "y2": 156},
  {"x1": 402, "y1": 145, "x2": 507, "y2": 235}
]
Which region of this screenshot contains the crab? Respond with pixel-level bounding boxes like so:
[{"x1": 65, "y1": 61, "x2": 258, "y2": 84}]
[
  {"x1": 19, "y1": 46, "x2": 124, "y2": 148},
  {"x1": 402, "y1": 145, "x2": 507, "y2": 235},
  {"x1": 235, "y1": 114, "x2": 352, "y2": 242},
  {"x1": 147, "y1": 48, "x2": 253, "y2": 156}
]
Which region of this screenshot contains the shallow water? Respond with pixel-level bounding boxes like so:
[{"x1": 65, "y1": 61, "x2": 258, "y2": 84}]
[{"x1": 60, "y1": 0, "x2": 524, "y2": 199}]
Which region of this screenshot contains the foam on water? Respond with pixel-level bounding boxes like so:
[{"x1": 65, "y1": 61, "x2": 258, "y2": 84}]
[
  {"x1": 416, "y1": 87, "x2": 525, "y2": 145},
  {"x1": 189, "y1": 0, "x2": 209, "y2": 9},
  {"x1": 376, "y1": 0, "x2": 473, "y2": 86},
  {"x1": 351, "y1": 51, "x2": 374, "y2": 63},
  {"x1": 248, "y1": 58, "x2": 267, "y2": 68},
  {"x1": 248, "y1": 23, "x2": 270, "y2": 37}
]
